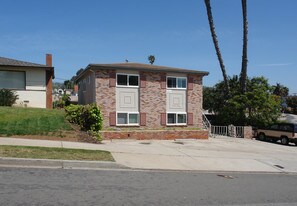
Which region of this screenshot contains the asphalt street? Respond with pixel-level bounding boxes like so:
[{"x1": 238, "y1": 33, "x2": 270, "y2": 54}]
[{"x1": 1, "y1": 167, "x2": 297, "y2": 206}]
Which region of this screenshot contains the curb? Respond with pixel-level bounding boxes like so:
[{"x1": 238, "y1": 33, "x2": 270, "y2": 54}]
[{"x1": 0, "y1": 157, "x2": 130, "y2": 170}]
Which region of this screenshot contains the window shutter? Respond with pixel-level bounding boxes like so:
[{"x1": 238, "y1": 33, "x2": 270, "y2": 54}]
[
  {"x1": 161, "y1": 113, "x2": 166, "y2": 126},
  {"x1": 109, "y1": 71, "x2": 116, "y2": 87},
  {"x1": 161, "y1": 75, "x2": 166, "y2": 89},
  {"x1": 140, "y1": 74, "x2": 146, "y2": 88},
  {"x1": 140, "y1": 113, "x2": 146, "y2": 126},
  {"x1": 188, "y1": 77, "x2": 193, "y2": 90},
  {"x1": 109, "y1": 112, "x2": 116, "y2": 126},
  {"x1": 187, "y1": 113, "x2": 194, "y2": 125}
]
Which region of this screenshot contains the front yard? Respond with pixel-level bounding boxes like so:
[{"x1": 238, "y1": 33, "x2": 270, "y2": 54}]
[{"x1": 0, "y1": 107, "x2": 72, "y2": 136}]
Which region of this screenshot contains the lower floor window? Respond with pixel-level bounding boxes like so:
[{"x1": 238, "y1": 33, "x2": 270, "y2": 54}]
[
  {"x1": 167, "y1": 113, "x2": 187, "y2": 125},
  {"x1": 0, "y1": 70, "x2": 25, "y2": 90},
  {"x1": 117, "y1": 112, "x2": 139, "y2": 125}
]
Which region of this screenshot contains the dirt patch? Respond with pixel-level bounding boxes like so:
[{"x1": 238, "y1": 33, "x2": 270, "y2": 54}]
[{"x1": 8, "y1": 129, "x2": 101, "y2": 144}]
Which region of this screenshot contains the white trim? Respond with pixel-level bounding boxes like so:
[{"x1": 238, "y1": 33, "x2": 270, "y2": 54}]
[
  {"x1": 166, "y1": 112, "x2": 187, "y2": 125},
  {"x1": 116, "y1": 73, "x2": 139, "y2": 88},
  {"x1": 116, "y1": 112, "x2": 140, "y2": 126},
  {"x1": 166, "y1": 76, "x2": 187, "y2": 90}
]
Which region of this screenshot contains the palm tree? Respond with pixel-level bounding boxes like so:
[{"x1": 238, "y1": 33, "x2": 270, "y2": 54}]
[
  {"x1": 240, "y1": 0, "x2": 248, "y2": 93},
  {"x1": 148, "y1": 55, "x2": 155, "y2": 65},
  {"x1": 204, "y1": 0, "x2": 229, "y2": 94}
]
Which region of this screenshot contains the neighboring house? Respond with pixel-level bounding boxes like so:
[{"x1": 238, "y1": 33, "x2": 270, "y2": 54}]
[
  {"x1": 75, "y1": 63, "x2": 209, "y2": 129},
  {"x1": 0, "y1": 54, "x2": 54, "y2": 108}
]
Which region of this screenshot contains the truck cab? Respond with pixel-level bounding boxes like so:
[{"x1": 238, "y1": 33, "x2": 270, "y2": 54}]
[{"x1": 256, "y1": 123, "x2": 297, "y2": 145}]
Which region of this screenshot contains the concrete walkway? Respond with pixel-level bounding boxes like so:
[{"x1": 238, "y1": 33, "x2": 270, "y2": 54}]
[{"x1": 1, "y1": 136, "x2": 297, "y2": 173}]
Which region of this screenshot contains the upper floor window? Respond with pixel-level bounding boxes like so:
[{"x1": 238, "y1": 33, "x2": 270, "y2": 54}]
[
  {"x1": 117, "y1": 74, "x2": 139, "y2": 87},
  {"x1": 0, "y1": 70, "x2": 25, "y2": 90},
  {"x1": 167, "y1": 77, "x2": 187, "y2": 89}
]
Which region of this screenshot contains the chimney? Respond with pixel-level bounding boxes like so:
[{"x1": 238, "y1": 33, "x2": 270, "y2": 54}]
[{"x1": 46, "y1": 54, "x2": 52, "y2": 67}]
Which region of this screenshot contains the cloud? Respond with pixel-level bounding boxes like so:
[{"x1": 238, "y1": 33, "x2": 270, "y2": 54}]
[{"x1": 257, "y1": 63, "x2": 293, "y2": 67}]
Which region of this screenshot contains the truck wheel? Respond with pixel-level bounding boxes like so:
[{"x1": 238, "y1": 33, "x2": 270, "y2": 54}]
[
  {"x1": 280, "y1": 137, "x2": 289, "y2": 145},
  {"x1": 258, "y1": 133, "x2": 266, "y2": 141},
  {"x1": 271, "y1": 138, "x2": 278, "y2": 143}
]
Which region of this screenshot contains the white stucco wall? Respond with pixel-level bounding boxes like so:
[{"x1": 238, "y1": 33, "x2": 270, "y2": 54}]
[
  {"x1": 3, "y1": 67, "x2": 47, "y2": 108},
  {"x1": 16, "y1": 90, "x2": 46, "y2": 108}
]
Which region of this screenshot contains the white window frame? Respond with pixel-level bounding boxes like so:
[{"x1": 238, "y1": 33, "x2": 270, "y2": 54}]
[
  {"x1": 116, "y1": 112, "x2": 140, "y2": 126},
  {"x1": 166, "y1": 76, "x2": 187, "y2": 90},
  {"x1": 166, "y1": 112, "x2": 187, "y2": 126},
  {"x1": 116, "y1": 73, "x2": 139, "y2": 88}
]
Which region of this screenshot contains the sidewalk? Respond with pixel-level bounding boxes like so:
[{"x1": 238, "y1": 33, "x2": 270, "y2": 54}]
[{"x1": 1, "y1": 136, "x2": 297, "y2": 173}]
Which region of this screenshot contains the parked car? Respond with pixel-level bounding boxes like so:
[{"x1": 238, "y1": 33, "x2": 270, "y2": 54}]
[{"x1": 256, "y1": 123, "x2": 297, "y2": 145}]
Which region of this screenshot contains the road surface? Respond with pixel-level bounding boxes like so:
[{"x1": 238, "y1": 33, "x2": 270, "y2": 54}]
[{"x1": 1, "y1": 167, "x2": 297, "y2": 206}]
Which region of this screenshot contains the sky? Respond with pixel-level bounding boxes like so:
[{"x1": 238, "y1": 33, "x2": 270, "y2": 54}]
[{"x1": 1, "y1": 0, "x2": 297, "y2": 94}]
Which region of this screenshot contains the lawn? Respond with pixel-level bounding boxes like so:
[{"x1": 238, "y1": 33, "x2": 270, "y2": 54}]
[
  {"x1": 0, "y1": 145, "x2": 114, "y2": 161},
  {"x1": 0, "y1": 107, "x2": 72, "y2": 136}
]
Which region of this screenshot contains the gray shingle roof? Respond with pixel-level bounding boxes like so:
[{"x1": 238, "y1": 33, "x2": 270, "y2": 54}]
[
  {"x1": 0, "y1": 56, "x2": 50, "y2": 68},
  {"x1": 87, "y1": 62, "x2": 209, "y2": 75}
]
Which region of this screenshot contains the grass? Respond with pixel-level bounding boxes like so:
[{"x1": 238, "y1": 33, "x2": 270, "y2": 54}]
[
  {"x1": 0, "y1": 145, "x2": 114, "y2": 161},
  {"x1": 0, "y1": 107, "x2": 72, "y2": 136}
]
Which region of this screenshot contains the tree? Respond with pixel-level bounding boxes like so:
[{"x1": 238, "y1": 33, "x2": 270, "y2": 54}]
[
  {"x1": 63, "y1": 80, "x2": 74, "y2": 89},
  {"x1": 76, "y1": 68, "x2": 84, "y2": 76},
  {"x1": 203, "y1": 76, "x2": 281, "y2": 127},
  {"x1": 272, "y1": 83, "x2": 289, "y2": 97},
  {"x1": 286, "y1": 96, "x2": 297, "y2": 114},
  {"x1": 239, "y1": 0, "x2": 248, "y2": 93},
  {"x1": 204, "y1": 0, "x2": 229, "y2": 95},
  {"x1": 148, "y1": 55, "x2": 155, "y2": 65}
]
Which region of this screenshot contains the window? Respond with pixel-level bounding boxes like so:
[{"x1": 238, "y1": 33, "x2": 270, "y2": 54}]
[
  {"x1": 167, "y1": 77, "x2": 186, "y2": 89},
  {"x1": 167, "y1": 113, "x2": 187, "y2": 125},
  {"x1": 117, "y1": 74, "x2": 139, "y2": 87},
  {"x1": 117, "y1": 112, "x2": 139, "y2": 125},
  {"x1": 270, "y1": 125, "x2": 278, "y2": 130},
  {"x1": 0, "y1": 71, "x2": 25, "y2": 90}
]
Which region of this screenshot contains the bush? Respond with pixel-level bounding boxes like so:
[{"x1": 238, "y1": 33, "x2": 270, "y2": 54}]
[
  {"x1": 65, "y1": 104, "x2": 82, "y2": 124},
  {"x1": 65, "y1": 104, "x2": 103, "y2": 142},
  {"x1": 54, "y1": 94, "x2": 71, "y2": 108},
  {"x1": 0, "y1": 89, "x2": 19, "y2": 106}
]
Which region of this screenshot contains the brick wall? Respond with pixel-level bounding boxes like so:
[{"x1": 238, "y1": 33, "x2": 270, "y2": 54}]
[
  {"x1": 95, "y1": 70, "x2": 116, "y2": 129},
  {"x1": 187, "y1": 74, "x2": 203, "y2": 128},
  {"x1": 95, "y1": 70, "x2": 204, "y2": 130},
  {"x1": 101, "y1": 130, "x2": 209, "y2": 140},
  {"x1": 244, "y1": 126, "x2": 254, "y2": 139},
  {"x1": 139, "y1": 71, "x2": 166, "y2": 128}
]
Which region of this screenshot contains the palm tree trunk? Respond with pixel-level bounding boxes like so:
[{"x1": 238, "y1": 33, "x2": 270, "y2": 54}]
[
  {"x1": 240, "y1": 0, "x2": 248, "y2": 93},
  {"x1": 204, "y1": 0, "x2": 229, "y2": 95}
]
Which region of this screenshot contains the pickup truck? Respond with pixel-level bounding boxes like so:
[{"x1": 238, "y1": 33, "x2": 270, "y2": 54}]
[{"x1": 256, "y1": 123, "x2": 297, "y2": 145}]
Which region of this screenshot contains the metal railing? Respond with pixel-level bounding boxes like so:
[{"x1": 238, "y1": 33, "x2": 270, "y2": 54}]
[
  {"x1": 211, "y1": 125, "x2": 244, "y2": 138},
  {"x1": 202, "y1": 111, "x2": 245, "y2": 138},
  {"x1": 202, "y1": 112, "x2": 212, "y2": 137}
]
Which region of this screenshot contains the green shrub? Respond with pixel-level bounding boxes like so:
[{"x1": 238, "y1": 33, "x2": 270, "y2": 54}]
[
  {"x1": 0, "y1": 89, "x2": 19, "y2": 106},
  {"x1": 65, "y1": 104, "x2": 82, "y2": 124},
  {"x1": 54, "y1": 94, "x2": 71, "y2": 108},
  {"x1": 80, "y1": 104, "x2": 103, "y2": 132},
  {"x1": 65, "y1": 104, "x2": 103, "y2": 142}
]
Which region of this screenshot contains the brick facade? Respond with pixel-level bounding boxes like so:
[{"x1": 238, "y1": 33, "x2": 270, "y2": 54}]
[
  {"x1": 243, "y1": 126, "x2": 254, "y2": 139},
  {"x1": 101, "y1": 130, "x2": 208, "y2": 140},
  {"x1": 95, "y1": 69, "x2": 116, "y2": 128},
  {"x1": 187, "y1": 74, "x2": 203, "y2": 128},
  {"x1": 140, "y1": 72, "x2": 166, "y2": 128},
  {"x1": 94, "y1": 70, "x2": 204, "y2": 130}
]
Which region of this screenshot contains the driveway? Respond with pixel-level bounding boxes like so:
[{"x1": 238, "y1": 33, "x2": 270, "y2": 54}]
[
  {"x1": 96, "y1": 137, "x2": 297, "y2": 173},
  {"x1": 1, "y1": 136, "x2": 297, "y2": 173}
]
